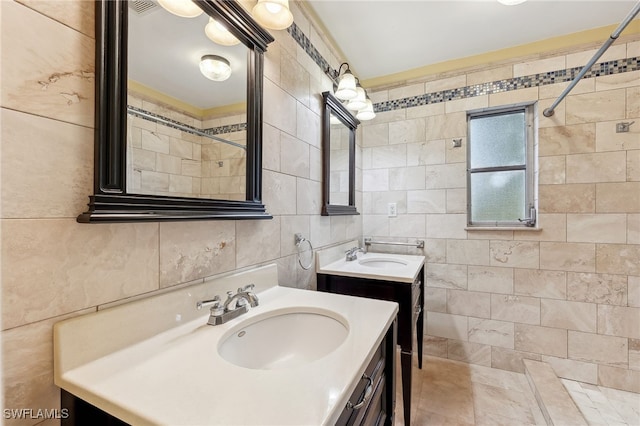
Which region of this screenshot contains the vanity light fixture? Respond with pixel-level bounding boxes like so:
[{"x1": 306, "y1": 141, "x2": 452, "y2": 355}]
[
  {"x1": 199, "y1": 55, "x2": 232, "y2": 81},
  {"x1": 252, "y1": 0, "x2": 294, "y2": 30},
  {"x1": 356, "y1": 97, "x2": 376, "y2": 121},
  {"x1": 347, "y1": 80, "x2": 367, "y2": 111},
  {"x1": 497, "y1": 0, "x2": 527, "y2": 5},
  {"x1": 205, "y1": 17, "x2": 240, "y2": 46},
  {"x1": 333, "y1": 63, "x2": 357, "y2": 101},
  {"x1": 157, "y1": 0, "x2": 203, "y2": 17}
]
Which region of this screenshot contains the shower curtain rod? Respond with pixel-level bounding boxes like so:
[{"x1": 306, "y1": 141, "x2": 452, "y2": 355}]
[{"x1": 543, "y1": 1, "x2": 640, "y2": 117}]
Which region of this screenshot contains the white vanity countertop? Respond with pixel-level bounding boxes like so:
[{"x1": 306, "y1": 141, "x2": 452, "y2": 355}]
[
  {"x1": 54, "y1": 265, "x2": 398, "y2": 426},
  {"x1": 317, "y1": 252, "x2": 426, "y2": 284}
]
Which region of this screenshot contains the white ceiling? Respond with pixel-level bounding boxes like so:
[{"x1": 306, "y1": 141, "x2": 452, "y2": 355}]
[
  {"x1": 128, "y1": 4, "x2": 248, "y2": 110},
  {"x1": 306, "y1": 0, "x2": 639, "y2": 83}
]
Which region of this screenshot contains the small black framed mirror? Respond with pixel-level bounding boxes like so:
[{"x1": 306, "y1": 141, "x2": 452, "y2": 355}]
[
  {"x1": 321, "y1": 91, "x2": 360, "y2": 216},
  {"x1": 78, "y1": 0, "x2": 274, "y2": 223}
]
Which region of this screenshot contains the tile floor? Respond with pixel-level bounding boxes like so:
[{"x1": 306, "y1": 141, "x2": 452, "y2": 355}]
[
  {"x1": 394, "y1": 355, "x2": 546, "y2": 425},
  {"x1": 395, "y1": 355, "x2": 640, "y2": 426},
  {"x1": 562, "y1": 379, "x2": 640, "y2": 426}
]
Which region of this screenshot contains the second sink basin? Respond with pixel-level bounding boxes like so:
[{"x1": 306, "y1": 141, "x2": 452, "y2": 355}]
[
  {"x1": 358, "y1": 257, "x2": 409, "y2": 269},
  {"x1": 217, "y1": 308, "x2": 348, "y2": 370}
]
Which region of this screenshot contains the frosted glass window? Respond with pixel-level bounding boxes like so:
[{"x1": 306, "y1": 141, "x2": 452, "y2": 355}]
[
  {"x1": 467, "y1": 104, "x2": 536, "y2": 227},
  {"x1": 469, "y1": 112, "x2": 525, "y2": 169},
  {"x1": 470, "y1": 171, "x2": 525, "y2": 222}
]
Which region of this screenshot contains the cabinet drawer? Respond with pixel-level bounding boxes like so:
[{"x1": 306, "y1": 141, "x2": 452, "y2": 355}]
[
  {"x1": 336, "y1": 341, "x2": 386, "y2": 425},
  {"x1": 360, "y1": 375, "x2": 386, "y2": 426}
]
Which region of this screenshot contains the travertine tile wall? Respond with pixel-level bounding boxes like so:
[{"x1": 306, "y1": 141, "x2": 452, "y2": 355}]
[
  {"x1": 0, "y1": 1, "x2": 360, "y2": 424},
  {"x1": 128, "y1": 92, "x2": 247, "y2": 199},
  {"x1": 362, "y1": 38, "x2": 640, "y2": 393}
]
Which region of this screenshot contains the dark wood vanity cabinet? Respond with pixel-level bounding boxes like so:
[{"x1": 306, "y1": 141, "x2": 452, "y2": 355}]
[
  {"x1": 61, "y1": 390, "x2": 128, "y2": 426},
  {"x1": 318, "y1": 266, "x2": 425, "y2": 426},
  {"x1": 336, "y1": 320, "x2": 397, "y2": 426}
]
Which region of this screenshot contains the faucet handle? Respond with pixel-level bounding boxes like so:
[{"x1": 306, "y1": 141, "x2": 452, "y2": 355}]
[
  {"x1": 196, "y1": 295, "x2": 221, "y2": 310},
  {"x1": 238, "y1": 284, "x2": 255, "y2": 292}
]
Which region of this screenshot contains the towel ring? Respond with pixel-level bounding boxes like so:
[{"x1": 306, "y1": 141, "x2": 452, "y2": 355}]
[{"x1": 295, "y1": 233, "x2": 314, "y2": 270}]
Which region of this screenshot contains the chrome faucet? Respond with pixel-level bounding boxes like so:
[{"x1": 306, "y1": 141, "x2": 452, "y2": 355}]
[
  {"x1": 345, "y1": 247, "x2": 365, "y2": 261},
  {"x1": 196, "y1": 284, "x2": 259, "y2": 326},
  {"x1": 223, "y1": 284, "x2": 259, "y2": 311}
]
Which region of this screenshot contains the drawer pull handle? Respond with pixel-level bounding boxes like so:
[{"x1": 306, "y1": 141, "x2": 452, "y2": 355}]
[{"x1": 347, "y1": 375, "x2": 373, "y2": 410}]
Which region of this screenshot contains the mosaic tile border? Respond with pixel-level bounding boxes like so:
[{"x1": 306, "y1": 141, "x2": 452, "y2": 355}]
[
  {"x1": 127, "y1": 105, "x2": 246, "y2": 138},
  {"x1": 287, "y1": 21, "x2": 336, "y2": 83},
  {"x1": 374, "y1": 57, "x2": 640, "y2": 113}
]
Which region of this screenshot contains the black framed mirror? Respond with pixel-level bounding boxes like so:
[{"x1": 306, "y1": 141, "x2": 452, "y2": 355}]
[
  {"x1": 78, "y1": 0, "x2": 274, "y2": 223},
  {"x1": 321, "y1": 91, "x2": 359, "y2": 216}
]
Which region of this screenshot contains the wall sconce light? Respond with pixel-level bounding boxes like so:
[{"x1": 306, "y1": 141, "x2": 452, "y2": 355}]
[
  {"x1": 205, "y1": 17, "x2": 240, "y2": 46},
  {"x1": 356, "y1": 97, "x2": 376, "y2": 121},
  {"x1": 327, "y1": 63, "x2": 375, "y2": 120},
  {"x1": 252, "y1": 0, "x2": 294, "y2": 30},
  {"x1": 199, "y1": 55, "x2": 232, "y2": 81},
  {"x1": 332, "y1": 63, "x2": 357, "y2": 101},
  {"x1": 347, "y1": 80, "x2": 368, "y2": 111},
  {"x1": 157, "y1": 0, "x2": 203, "y2": 17}
]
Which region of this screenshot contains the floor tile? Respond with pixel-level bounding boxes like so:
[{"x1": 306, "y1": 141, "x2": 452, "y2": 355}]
[{"x1": 393, "y1": 355, "x2": 639, "y2": 426}]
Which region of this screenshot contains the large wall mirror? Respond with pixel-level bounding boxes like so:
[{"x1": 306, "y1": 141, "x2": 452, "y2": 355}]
[
  {"x1": 78, "y1": 0, "x2": 274, "y2": 223},
  {"x1": 321, "y1": 91, "x2": 359, "y2": 216}
]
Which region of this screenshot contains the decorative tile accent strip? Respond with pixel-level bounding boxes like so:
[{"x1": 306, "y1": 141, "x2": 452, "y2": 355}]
[
  {"x1": 374, "y1": 57, "x2": 640, "y2": 113},
  {"x1": 203, "y1": 123, "x2": 247, "y2": 135},
  {"x1": 287, "y1": 21, "x2": 335, "y2": 81},
  {"x1": 127, "y1": 106, "x2": 246, "y2": 149},
  {"x1": 127, "y1": 105, "x2": 246, "y2": 137}
]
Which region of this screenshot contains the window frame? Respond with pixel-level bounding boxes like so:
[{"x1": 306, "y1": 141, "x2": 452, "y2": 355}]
[{"x1": 466, "y1": 102, "x2": 537, "y2": 228}]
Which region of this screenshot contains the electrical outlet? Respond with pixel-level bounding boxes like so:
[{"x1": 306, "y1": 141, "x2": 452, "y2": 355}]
[{"x1": 387, "y1": 203, "x2": 397, "y2": 217}]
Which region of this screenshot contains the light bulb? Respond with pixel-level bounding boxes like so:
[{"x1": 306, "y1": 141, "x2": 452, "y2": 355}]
[
  {"x1": 347, "y1": 86, "x2": 367, "y2": 111},
  {"x1": 157, "y1": 0, "x2": 203, "y2": 18},
  {"x1": 356, "y1": 99, "x2": 376, "y2": 121},
  {"x1": 335, "y1": 71, "x2": 357, "y2": 100},
  {"x1": 252, "y1": 0, "x2": 293, "y2": 30},
  {"x1": 205, "y1": 18, "x2": 240, "y2": 46}
]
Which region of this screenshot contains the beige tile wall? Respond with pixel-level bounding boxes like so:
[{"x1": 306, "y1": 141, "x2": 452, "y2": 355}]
[
  {"x1": 363, "y1": 38, "x2": 640, "y2": 393},
  {"x1": 0, "y1": 1, "x2": 361, "y2": 424},
  {"x1": 128, "y1": 92, "x2": 247, "y2": 199}
]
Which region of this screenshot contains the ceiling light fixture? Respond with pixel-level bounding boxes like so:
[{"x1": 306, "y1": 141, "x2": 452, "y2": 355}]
[
  {"x1": 497, "y1": 0, "x2": 527, "y2": 5},
  {"x1": 252, "y1": 0, "x2": 294, "y2": 30},
  {"x1": 199, "y1": 55, "x2": 232, "y2": 81},
  {"x1": 205, "y1": 17, "x2": 240, "y2": 46},
  {"x1": 157, "y1": 0, "x2": 203, "y2": 17}
]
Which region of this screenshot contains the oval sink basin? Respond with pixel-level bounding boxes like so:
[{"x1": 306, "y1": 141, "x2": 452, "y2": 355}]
[
  {"x1": 358, "y1": 257, "x2": 409, "y2": 268},
  {"x1": 218, "y1": 309, "x2": 348, "y2": 370}
]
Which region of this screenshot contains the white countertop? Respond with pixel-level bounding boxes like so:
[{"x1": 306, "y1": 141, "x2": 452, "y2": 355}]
[
  {"x1": 54, "y1": 265, "x2": 398, "y2": 426},
  {"x1": 317, "y1": 251, "x2": 425, "y2": 284}
]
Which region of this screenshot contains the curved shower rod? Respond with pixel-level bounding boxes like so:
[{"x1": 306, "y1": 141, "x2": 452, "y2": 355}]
[{"x1": 543, "y1": 1, "x2": 640, "y2": 117}]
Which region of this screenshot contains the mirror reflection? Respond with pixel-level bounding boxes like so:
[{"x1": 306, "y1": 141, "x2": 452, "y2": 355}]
[
  {"x1": 126, "y1": 2, "x2": 247, "y2": 200},
  {"x1": 328, "y1": 111, "x2": 351, "y2": 206}
]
